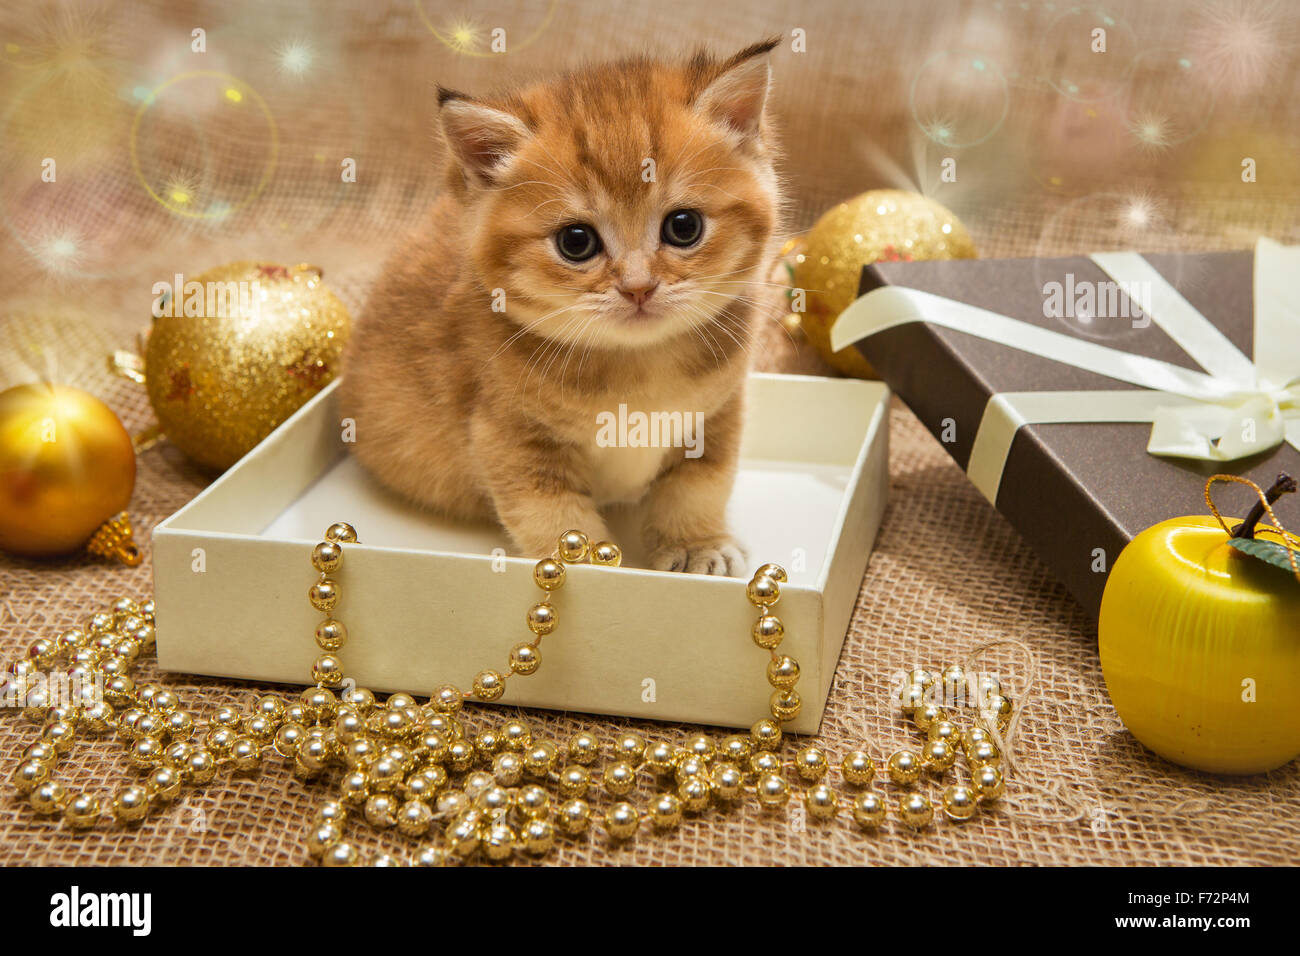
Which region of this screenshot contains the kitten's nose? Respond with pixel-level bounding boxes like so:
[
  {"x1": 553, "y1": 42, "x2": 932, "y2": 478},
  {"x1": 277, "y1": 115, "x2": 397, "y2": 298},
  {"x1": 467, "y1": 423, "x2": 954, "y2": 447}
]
[{"x1": 617, "y1": 281, "x2": 659, "y2": 307}]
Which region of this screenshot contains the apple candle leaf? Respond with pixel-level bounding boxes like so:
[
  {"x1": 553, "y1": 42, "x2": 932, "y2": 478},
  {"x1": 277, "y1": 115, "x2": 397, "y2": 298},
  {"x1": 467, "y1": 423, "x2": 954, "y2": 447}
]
[{"x1": 1226, "y1": 536, "x2": 1300, "y2": 578}]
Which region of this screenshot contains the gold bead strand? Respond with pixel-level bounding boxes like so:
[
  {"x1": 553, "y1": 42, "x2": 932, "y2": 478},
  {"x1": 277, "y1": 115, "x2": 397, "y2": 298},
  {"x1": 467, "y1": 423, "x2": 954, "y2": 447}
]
[
  {"x1": 477, "y1": 529, "x2": 621, "y2": 707},
  {"x1": 309, "y1": 522, "x2": 357, "y2": 691},
  {"x1": 745, "y1": 563, "x2": 802, "y2": 727}
]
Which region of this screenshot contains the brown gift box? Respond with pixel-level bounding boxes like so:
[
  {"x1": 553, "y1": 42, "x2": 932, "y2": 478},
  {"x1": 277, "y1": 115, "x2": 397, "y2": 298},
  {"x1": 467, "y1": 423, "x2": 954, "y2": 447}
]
[{"x1": 841, "y1": 249, "x2": 1300, "y2": 619}]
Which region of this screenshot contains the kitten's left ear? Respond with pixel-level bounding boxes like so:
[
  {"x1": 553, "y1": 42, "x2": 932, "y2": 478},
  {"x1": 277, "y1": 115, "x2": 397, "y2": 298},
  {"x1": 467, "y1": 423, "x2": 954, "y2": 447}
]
[{"x1": 695, "y1": 37, "x2": 779, "y2": 138}]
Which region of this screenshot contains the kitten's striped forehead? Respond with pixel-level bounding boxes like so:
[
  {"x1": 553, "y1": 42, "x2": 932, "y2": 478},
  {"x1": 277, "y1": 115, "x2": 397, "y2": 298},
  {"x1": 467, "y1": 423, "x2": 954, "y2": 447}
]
[{"x1": 509, "y1": 60, "x2": 700, "y2": 207}]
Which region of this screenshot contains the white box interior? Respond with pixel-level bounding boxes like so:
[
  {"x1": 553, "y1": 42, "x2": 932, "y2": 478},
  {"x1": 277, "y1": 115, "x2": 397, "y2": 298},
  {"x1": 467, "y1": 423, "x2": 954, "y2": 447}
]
[
  {"x1": 154, "y1": 373, "x2": 890, "y2": 732},
  {"x1": 263, "y1": 457, "x2": 852, "y2": 586}
]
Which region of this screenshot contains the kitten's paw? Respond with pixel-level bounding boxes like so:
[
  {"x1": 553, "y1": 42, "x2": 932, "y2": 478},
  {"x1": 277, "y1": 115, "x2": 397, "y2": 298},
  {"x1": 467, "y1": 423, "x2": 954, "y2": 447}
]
[{"x1": 649, "y1": 537, "x2": 747, "y2": 577}]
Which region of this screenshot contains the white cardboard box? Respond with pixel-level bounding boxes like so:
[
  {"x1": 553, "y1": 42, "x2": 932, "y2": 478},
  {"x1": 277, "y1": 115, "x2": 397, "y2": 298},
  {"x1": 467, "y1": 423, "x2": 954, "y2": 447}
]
[{"x1": 153, "y1": 373, "x2": 890, "y2": 733}]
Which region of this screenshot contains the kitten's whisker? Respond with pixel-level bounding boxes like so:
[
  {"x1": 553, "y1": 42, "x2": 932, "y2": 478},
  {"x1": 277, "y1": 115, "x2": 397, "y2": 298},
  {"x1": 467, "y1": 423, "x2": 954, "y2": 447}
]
[
  {"x1": 669, "y1": 133, "x2": 724, "y2": 174},
  {"x1": 703, "y1": 279, "x2": 805, "y2": 288},
  {"x1": 574, "y1": 319, "x2": 606, "y2": 387},
  {"x1": 550, "y1": 314, "x2": 587, "y2": 395},
  {"x1": 680, "y1": 165, "x2": 748, "y2": 178},
  {"x1": 518, "y1": 334, "x2": 562, "y2": 403},
  {"x1": 519, "y1": 290, "x2": 597, "y2": 298},
  {"x1": 709, "y1": 299, "x2": 800, "y2": 352},
  {"x1": 559, "y1": 315, "x2": 602, "y2": 395},
  {"x1": 663, "y1": 124, "x2": 705, "y2": 171},
  {"x1": 497, "y1": 180, "x2": 561, "y2": 192},
  {"x1": 489, "y1": 305, "x2": 579, "y2": 360},
  {"x1": 686, "y1": 266, "x2": 772, "y2": 282},
  {"x1": 701, "y1": 311, "x2": 751, "y2": 355},
  {"x1": 691, "y1": 290, "x2": 773, "y2": 308},
  {"x1": 678, "y1": 182, "x2": 748, "y2": 205},
  {"x1": 515, "y1": 197, "x2": 564, "y2": 219},
  {"x1": 483, "y1": 303, "x2": 587, "y2": 375},
  {"x1": 697, "y1": 295, "x2": 798, "y2": 350},
  {"x1": 523, "y1": 138, "x2": 585, "y2": 195},
  {"x1": 529, "y1": 310, "x2": 588, "y2": 398},
  {"x1": 684, "y1": 320, "x2": 723, "y2": 371},
  {"x1": 513, "y1": 156, "x2": 581, "y2": 196},
  {"x1": 676, "y1": 301, "x2": 751, "y2": 359}
]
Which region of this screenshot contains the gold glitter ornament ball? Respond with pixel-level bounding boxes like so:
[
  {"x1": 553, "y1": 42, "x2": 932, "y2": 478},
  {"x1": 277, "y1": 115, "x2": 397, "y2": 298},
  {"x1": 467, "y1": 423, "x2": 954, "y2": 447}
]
[
  {"x1": 792, "y1": 190, "x2": 976, "y2": 377},
  {"x1": 0, "y1": 384, "x2": 136, "y2": 560},
  {"x1": 144, "y1": 262, "x2": 351, "y2": 470}
]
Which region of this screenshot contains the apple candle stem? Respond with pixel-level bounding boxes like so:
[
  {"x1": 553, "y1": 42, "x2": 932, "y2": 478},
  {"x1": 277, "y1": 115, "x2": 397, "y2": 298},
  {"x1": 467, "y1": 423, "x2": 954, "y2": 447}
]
[{"x1": 1231, "y1": 473, "x2": 1297, "y2": 541}]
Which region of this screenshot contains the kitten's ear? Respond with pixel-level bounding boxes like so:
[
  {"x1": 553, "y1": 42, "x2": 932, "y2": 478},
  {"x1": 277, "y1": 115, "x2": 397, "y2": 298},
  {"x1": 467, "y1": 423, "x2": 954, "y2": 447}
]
[
  {"x1": 438, "y1": 87, "x2": 530, "y2": 186},
  {"x1": 695, "y1": 37, "x2": 778, "y2": 138}
]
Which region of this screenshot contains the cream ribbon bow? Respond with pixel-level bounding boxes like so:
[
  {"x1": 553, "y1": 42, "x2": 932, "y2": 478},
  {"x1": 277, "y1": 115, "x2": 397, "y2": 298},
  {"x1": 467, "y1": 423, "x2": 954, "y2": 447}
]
[{"x1": 831, "y1": 238, "x2": 1300, "y2": 504}]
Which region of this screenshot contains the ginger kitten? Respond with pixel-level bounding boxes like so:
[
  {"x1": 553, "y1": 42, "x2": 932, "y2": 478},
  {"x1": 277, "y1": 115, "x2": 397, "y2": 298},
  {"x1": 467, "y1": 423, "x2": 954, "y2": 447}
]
[{"x1": 341, "y1": 40, "x2": 781, "y2": 574}]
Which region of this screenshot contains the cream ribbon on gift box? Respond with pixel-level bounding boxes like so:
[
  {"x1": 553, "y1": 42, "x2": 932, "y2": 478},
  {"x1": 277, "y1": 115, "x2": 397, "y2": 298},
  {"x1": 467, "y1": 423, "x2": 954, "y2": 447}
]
[{"x1": 831, "y1": 238, "x2": 1300, "y2": 504}]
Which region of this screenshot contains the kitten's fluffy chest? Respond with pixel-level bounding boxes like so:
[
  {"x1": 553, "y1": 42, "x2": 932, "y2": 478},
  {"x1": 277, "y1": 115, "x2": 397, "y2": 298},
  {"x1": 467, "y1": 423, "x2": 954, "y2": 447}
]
[{"x1": 584, "y1": 441, "x2": 676, "y2": 505}]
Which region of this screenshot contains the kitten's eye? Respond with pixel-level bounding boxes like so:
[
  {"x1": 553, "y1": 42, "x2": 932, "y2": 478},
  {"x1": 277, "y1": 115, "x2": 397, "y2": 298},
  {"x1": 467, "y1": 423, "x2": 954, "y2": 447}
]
[
  {"x1": 555, "y1": 224, "x2": 602, "y2": 262},
  {"x1": 661, "y1": 209, "x2": 703, "y2": 247}
]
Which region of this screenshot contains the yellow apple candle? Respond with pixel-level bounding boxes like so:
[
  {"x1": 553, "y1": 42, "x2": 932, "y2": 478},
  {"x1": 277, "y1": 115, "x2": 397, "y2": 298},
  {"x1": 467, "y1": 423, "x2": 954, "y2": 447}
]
[{"x1": 1099, "y1": 474, "x2": 1300, "y2": 775}]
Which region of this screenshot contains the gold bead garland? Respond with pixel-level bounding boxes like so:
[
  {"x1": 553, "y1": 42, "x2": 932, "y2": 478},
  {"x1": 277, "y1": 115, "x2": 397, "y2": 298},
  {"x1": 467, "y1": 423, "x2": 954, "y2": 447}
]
[
  {"x1": 745, "y1": 563, "x2": 806, "y2": 725},
  {"x1": 4, "y1": 527, "x2": 1015, "y2": 863}
]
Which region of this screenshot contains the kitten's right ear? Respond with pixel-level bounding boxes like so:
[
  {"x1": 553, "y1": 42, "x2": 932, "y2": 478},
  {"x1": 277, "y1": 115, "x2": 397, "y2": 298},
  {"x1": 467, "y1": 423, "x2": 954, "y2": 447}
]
[{"x1": 438, "y1": 87, "x2": 530, "y2": 186}]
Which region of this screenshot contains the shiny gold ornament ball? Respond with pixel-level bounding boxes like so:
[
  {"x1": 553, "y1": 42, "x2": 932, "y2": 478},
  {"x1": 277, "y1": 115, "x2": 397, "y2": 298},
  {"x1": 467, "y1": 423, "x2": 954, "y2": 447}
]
[
  {"x1": 643, "y1": 742, "x2": 677, "y2": 776},
  {"x1": 841, "y1": 751, "x2": 875, "y2": 786},
  {"x1": 678, "y1": 775, "x2": 711, "y2": 812},
  {"x1": 556, "y1": 798, "x2": 592, "y2": 835},
  {"x1": 322, "y1": 842, "x2": 360, "y2": 867},
  {"x1": 650, "y1": 793, "x2": 684, "y2": 829},
  {"x1": 913, "y1": 703, "x2": 946, "y2": 732},
  {"x1": 792, "y1": 190, "x2": 976, "y2": 377},
  {"x1": 969, "y1": 739, "x2": 1002, "y2": 768},
  {"x1": 887, "y1": 750, "x2": 923, "y2": 786},
  {"x1": 710, "y1": 763, "x2": 744, "y2": 801},
  {"x1": 851, "y1": 791, "x2": 887, "y2": 830},
  {"x1": 720, "y1": 734, "x2": 753, "y2": 765},
  {"x1": 794, "y1": 746, "x2": 829, "y2": 781},
  {"x1": 521, "y1": 818, "x2": 555, "y2": 855},
  {"x1": 111, "y1": 784, "x2": 150, "y2": 824},
  {"x1": 897, "y1": 792, "x2": 934, "y2": 829},
  {"x1": 923, "y1": 739, "x2": 957, "y2": 774},
  {"x1": 973, "y1": 765, "x2": 1005, "y2": 802},
  {"x1": 750, "y1": 718, "x2": 782, "y2": 751},
  {"x1": 64, "y1": 792, "x2": 102, "y2": 830},
  {"x1": 29, "y1": 780, "x2": 70, "y2": 815},
  {"x1": 942, "y1": 785, "x2": 979, "y2": 821},
  {"x1": 604, "y1": 802, "x2": 640, "y2": 840},
  {"x1": 770, "y1": 688, "x2": 802, "y2": 721},
  {"x1": 484, "y1": 822, "x2": 517, "y2": 861},
  {"x1": 0, "y1": 384, "x2": 137, "y2": 560},
  {"x1": 144, "y1": 262, "x2": 351, "y2": 470},
  {"x1": 755, "y1": 772, "x2": 790, "y2": 809},
  {"x1": 804, "y1": 783, "x2": 839, "y2": 820}
]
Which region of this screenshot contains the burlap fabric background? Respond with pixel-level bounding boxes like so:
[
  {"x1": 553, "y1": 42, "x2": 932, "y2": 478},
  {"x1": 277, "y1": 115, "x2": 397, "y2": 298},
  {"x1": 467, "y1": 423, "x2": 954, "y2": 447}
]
[{"x1": 2, "y1": 0, "x2": 1298, "y2": 865}]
